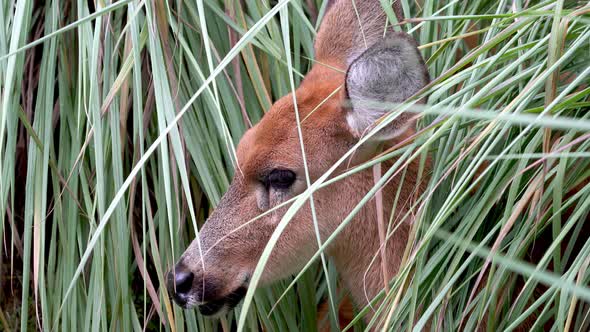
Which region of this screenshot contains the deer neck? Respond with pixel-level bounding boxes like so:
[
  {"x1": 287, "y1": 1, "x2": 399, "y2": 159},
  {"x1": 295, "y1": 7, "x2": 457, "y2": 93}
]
[{"x1": 327, "y1": 165, "x2": 413, "y2": 310}]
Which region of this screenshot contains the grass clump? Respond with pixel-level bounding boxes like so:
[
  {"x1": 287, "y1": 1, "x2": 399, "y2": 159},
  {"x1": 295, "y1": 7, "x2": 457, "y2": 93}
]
[{"x1": 1, "y1": 0, "x2": 589, "y2": 331}]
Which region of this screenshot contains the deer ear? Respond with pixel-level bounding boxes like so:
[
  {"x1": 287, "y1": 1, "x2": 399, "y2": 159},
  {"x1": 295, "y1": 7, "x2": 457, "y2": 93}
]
[{"x1": 344, "y1": 32, "x2": 429, "y2": 140}]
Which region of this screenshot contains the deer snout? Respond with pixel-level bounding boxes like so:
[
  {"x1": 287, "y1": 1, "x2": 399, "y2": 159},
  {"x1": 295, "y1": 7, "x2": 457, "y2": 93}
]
[
  {"x1": 165, "y1": 261, "x2": 249, "y2": 316},
  {"x1": 166, "y1": 263, "x2": 196, "y2": 308}
]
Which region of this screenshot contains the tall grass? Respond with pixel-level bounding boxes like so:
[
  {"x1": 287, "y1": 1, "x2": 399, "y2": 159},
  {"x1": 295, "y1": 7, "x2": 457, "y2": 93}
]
[{"x1": 1, "y1": 0, "x2": 589, "y2": 331}]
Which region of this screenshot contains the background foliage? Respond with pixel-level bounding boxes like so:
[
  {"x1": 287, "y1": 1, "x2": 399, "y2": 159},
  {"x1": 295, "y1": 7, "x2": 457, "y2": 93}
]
[{"x1": 1, "y1": 0, "x2": 589, "y2": 331}]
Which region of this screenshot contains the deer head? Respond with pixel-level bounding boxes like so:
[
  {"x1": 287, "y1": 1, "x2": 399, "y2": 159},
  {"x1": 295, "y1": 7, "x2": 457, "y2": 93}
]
[{"x1": 166, "y1": 0, "x2": 429, "y2": 317}]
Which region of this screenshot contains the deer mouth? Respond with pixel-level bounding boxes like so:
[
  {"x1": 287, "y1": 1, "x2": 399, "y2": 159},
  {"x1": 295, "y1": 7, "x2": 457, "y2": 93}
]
[{"x1": 197, "y1": 286, "x2": 247, "y2": 316}]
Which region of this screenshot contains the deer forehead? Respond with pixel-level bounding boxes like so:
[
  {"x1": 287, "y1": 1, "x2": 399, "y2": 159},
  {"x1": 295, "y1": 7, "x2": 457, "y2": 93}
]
[{"x1": 235, "y1": 66, "x2": 350, "y2": 178}]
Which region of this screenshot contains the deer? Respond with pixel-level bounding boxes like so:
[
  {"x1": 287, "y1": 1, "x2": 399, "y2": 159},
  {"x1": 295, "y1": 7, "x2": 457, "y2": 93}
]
[{"x1": 166, "y1": 0, "x2": 429, "y2": 324}]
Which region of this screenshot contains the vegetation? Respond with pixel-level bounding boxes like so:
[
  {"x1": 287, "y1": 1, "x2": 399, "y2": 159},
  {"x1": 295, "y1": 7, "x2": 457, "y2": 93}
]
[{"x1": 1, "y1": 0, "x2": 589, "y2": 331}]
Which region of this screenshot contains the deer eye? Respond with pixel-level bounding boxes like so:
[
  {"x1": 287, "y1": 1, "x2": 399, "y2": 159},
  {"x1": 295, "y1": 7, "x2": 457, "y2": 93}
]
[{"x1": 265, "y1": 169, "x2": 296, "y2": 190}]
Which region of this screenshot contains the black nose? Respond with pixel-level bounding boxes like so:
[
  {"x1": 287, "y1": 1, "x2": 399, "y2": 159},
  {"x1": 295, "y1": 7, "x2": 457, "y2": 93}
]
[
  {"x1": 166, "y1": 267, "x2": 195, "y2": 305},
  {"x1": 174, "y1": 270, "x2": 194, "y2": 294}
]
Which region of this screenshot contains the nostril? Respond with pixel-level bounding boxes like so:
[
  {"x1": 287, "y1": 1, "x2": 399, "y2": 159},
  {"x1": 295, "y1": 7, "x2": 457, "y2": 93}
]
[{"x1": 174, "y1": 270, "x2": 194, "y2": 295}]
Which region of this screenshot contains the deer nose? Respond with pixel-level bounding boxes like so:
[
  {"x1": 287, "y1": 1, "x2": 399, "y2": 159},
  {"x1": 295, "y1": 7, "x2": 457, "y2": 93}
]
[
  {"x1": 174, "y1": 270, "x2": 194, "y2": 294},
  {"x1": 166, "y1": 266, "x2": 195, "y2": 306}
]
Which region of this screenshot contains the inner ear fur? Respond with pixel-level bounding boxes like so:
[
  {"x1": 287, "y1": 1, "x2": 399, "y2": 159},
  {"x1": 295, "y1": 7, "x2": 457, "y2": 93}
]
[{"x1": 344, "y1": 31, "x2": 429, "y2": 140}]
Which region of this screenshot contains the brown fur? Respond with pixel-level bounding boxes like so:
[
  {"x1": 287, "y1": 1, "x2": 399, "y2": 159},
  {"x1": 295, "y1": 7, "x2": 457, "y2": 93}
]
[{"x1": 317, "y1": 294, "x2": 354, "y2": 331}]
